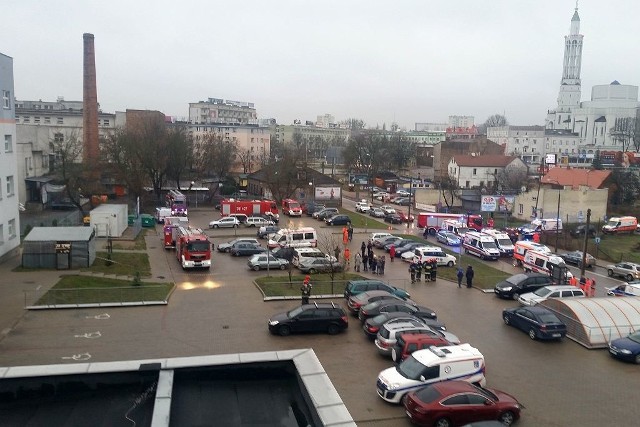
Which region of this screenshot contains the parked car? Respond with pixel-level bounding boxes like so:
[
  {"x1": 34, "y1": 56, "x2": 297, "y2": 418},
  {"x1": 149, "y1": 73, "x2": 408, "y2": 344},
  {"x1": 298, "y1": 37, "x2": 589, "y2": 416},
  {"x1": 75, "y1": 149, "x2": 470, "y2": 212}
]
[
  {"x1": 262, "y1": 211, "x2": 280, "y2": 224},
  {"x1": 494, "y1": 273, "x2": 554, "y2": 300},
  {"x1": 228, "y1": 213, "x2": 249, "y2": 224},
  {"x1": 358, "y1": 300, "x2": 437, "y2": 323},
  {"x1": 404, "y1": 381, "x2": 522, "y2": 427},
  {"x1": 369, "y1": 207, "x2": 385, "y2": 218},
  {"x1": 245, "y1": 216, "x2": 275, "y2": 227},
  {"x1": 325, "y1": 214, "x2": 351, "y2": 226},
  {"x1": 559, "y1": 250, "x2": 596, "y2": 268},
  {"x1": 503, "y1": 306, "x2": 567, "y2": 340},
  {"x1": 355, "y1": 201, "x2": 371, "y2": 213},
  {"x1": 229, "y1": 242, "x2": 266, "y2": 257},
  {"x1": 298, "y1": 258, "x2": 343, "y2": 274},
  {"x1": 217, "y1": 238, "x2": 260, "y2": 253},
  {"x1": 380, "y1": 205, "x2": 396, "y2": 215},
  {"x1": 375, "y1": 320, "x2": 442, "y2": 357},
  {"x1": 518, "y1": 285, "x2": 586, "y2": 306},
  {"x1": 396, "y1": 190, "x2": 410, "y2": 197},
  {"x1": 268, "y1": 302, "x2": 348, "y2": 336},
  {"x1": 374, "y1": 192, "x2": 390, "y2": 201},
  {"x1": 384, "y1": 214, "x2": 403, "y2": 224},
  {"x1": 608, "y1": 329, "x2": 640, "y2": 364},
  {"x1": 313, "y1": 207, "x2": 339, "y2": 220},
  {"x1": 384, "y1": 238, "x2": 413, "y2": 252},
  {"x1": 209, "y1": 217, "x2": 240, "y2": 229},
  {"x1": 606, "y1": 262, "x2": 640, "y2": 281},
  {"x1": 436, "y1": 230, "x2": 462, "y2": 246},
  {"x1": 394, "y1": 197, "x2": 411, "y2": 206},
  {"x1": 343, "y1": 279, "x2": 411, "y2": 300},
  {"x1": 396, "y1": 211, "x2": 414, "y2": 223},
  {"x1": 362, "y1": 313, "x2": 446, "y2": 339},
  {"x1": 394, "y1": 242, "x2": 426, "y2": 257},
  {"x1": 271, "y1": 246, "x2": 295, "y2": 261},
  {"x1": 257, "y1": 225, "x2": 280, "y2": 239},
  {"x1": 374, "y1": 235, "x2": 401, "y2": 249},
  {"x1": 302, "y1": 202, "x2": 325, "y2": 216},
  {"x1": 570, "y1": 224, "x2": 597, "y2": 237},
  {"x1": 391, "y1": 332, "x2": 452, "y2": 363},
  {"x1": 247, "y1": 254, "x2": 289, "y2": 271},
  {"x1": 347, "y1": 290, "x2": 414, "y2": 315}
]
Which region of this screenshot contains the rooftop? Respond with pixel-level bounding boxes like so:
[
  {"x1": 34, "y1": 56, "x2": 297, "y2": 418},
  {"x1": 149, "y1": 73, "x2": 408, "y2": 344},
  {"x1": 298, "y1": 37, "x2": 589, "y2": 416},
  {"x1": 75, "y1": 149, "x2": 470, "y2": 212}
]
[{"x1": 541, "y1": 167, "x2": 611, "y2": 189}]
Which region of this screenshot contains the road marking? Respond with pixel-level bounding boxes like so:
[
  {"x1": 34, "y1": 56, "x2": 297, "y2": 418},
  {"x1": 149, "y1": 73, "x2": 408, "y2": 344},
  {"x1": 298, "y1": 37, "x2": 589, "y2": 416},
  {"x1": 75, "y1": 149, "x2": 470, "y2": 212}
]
[
  {"x1": 85, "y1": 313, "x2": 110, "y2": 320},
  {"x1": 62, "y1": 353, "x2": 91, "y2": 361},
  {"x1": 74, "y1": 331, "x2": 101, "y2": 339}
]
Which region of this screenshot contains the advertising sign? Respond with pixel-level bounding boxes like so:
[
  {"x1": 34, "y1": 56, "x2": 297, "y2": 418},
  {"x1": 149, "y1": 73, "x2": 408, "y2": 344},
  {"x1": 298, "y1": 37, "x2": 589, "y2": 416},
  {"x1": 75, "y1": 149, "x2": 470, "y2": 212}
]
[
  {"x1": 545, "y1": 153, "x2": 557, "y2": 165},
  {"x1": 481, "y1": 195, "x2": 515, "y2": 212},
  {"x1": 315, "y1": 187, "x2": 341, "y2": 200}
]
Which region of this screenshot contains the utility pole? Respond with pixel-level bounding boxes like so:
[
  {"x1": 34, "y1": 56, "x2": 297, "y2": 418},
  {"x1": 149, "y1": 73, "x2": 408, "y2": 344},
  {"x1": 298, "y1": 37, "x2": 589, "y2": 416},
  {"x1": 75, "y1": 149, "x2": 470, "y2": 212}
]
[{"x1": 580, "y1": 209, "x2": 591, "y2": 279}]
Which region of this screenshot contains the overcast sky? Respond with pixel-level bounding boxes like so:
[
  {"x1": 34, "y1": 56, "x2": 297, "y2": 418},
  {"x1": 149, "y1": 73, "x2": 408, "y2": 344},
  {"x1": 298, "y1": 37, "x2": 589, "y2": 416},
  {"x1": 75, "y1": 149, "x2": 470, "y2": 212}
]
[{"x1": 2, "y1": 0, "x2": 639, "y2": 129}]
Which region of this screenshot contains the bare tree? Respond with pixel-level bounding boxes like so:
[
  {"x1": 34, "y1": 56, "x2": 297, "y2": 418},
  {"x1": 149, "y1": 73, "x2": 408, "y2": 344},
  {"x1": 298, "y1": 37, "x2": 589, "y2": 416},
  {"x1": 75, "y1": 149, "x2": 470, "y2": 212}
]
[
  {"x1": 193, "y1": 132, "x2": 238, "y2": 182},
  {"x1": 343, "y1": 132, "x2": 387, "y2": 182},
  {"x1": 493, "y1": 167, "x2": 529, "y2": 193},
  {"x1": 236, "y1": 148, "x2": 252, "y2": 174},
  {"x1": 437, "y1": 175, "x2": 460, "y2": 211},
  {"x1": 50, "y1": 132, "x2": 95, "y2": 215},
  {"x1": 315, "y1": 232, "x2": 342, "y2": 284},
  {"x1": 102, "y1": 128, "x2": 148, "y2": 202},
  {"x1": 611, "y1": 116, "x2": 636, "y2": 152},
  {"x1": 165, "y1": 125, "x2": 193, "y2": 189},
  {"x1": 478, "y1": 114, "x2": 508, "y2": 135},
  {"x1": 385, "y1": 132, "x2": 416, "y2": 172},
  {"x1": 262, "y1": 146, "x2": 306, "y2": 202}
]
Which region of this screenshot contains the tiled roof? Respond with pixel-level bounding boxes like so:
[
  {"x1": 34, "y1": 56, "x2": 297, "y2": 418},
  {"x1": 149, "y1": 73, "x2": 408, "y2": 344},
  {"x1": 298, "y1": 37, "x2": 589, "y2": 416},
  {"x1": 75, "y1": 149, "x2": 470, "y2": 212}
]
[
  {"x1": 541, "y1": 167, "x2": 611, "y2": 189},
  {"x1": 451, "y1": 155, "x2": 518, "y2": 167}
]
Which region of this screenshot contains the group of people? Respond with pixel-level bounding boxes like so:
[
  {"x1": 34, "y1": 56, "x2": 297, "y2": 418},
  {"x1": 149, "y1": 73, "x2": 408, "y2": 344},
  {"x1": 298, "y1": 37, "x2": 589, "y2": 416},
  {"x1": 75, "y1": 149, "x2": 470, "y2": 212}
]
[
  {"x1": 456, "y1": 265, "x2": 475, "y2": 288},
  {"x1": 409, "y1": 259, "x2": 438, "y2": 283},
  {"x1": 570, "y1": 275, "x2": 596, "y2": 297}
]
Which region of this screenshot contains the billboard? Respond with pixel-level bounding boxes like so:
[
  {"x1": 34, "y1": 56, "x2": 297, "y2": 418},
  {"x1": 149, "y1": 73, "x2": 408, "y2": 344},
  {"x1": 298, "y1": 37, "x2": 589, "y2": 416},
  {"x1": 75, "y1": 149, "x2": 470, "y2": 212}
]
[
  {"x1": 481, "y1": 195, "x2": 515, "y2": 212},
  {"x1": 315, "y1": 187, "x2": 341, "y2": 200},
  {"x1": 545, "y1": 153, "x2": 557, "y2": 165}
]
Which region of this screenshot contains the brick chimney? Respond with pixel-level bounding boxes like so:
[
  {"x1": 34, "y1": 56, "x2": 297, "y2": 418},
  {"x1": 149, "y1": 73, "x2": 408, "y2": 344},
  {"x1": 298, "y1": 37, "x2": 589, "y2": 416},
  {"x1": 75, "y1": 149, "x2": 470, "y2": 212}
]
[{"x1": 82, "y1": 33, "x2": 99, "y2": 163}]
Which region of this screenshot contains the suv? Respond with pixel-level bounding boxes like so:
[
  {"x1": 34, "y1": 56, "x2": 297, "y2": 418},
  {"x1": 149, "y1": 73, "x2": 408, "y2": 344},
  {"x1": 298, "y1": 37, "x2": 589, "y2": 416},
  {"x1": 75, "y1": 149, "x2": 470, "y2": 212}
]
[
  {"x1": 518, "y1": 285, "x2": 586, "y2": 306},
  {"x1": 344, "y1": 279, "x2": 410, "y2": 300},
  {"x1": 391, "y1": 332, "x2": 451, "y2": 363},
  {"x1": 217, "y1": 238, "x2": 260, "y2": 253},
  {"x1": 494, "y1": 273, "x2": 554, "y2": 300},
  {"x1": 267, "y1": 302, "x2": 348, "y2": 336},
  {"x1": 375, "y1": 321, "x2": 441, "y2": 357},
  {"x1": 325, "y1": 214, "x2": 351, "y2": 226},
  {"x1": 606, "y1": 262, "x2": 640, "y2": 281}
]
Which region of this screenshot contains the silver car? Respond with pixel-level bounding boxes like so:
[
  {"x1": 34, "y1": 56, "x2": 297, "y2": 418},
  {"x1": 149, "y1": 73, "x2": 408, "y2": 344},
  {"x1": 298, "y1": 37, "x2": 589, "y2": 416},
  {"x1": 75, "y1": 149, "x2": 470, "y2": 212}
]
[
  {"x1": 209, "y1": 216, "x2": 240, "y2": 229},
  {"x1": 217, "y1": 238, "x2": 260, "y2": 253},
  {"x1": 606, "y1": 262, "x2": 640, "y2": 281},
  {"x1": 298, "y1": 258, "x2": 343, "y2": 274},
  {"x1": 247, "y1": 254, "x2": 289, "y2": 271}
]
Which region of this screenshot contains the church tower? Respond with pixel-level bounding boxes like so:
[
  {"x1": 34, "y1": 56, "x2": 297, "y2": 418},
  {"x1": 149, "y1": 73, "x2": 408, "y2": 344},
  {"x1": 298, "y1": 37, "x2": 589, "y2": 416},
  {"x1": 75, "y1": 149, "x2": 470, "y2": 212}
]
[{"x1": 556, "y1": 4, "x2": 583, "y2": 113}]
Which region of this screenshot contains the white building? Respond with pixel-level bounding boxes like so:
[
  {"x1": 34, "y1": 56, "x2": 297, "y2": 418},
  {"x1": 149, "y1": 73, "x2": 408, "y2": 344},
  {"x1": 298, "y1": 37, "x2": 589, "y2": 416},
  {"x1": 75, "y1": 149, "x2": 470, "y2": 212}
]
[
  {"x1": 0, "y1": 52, "x2": 21, "y2": 261},
  {"x1": 448, "y1": 115, "x2": 474, "y2": 128},
  {"x1": 188, "y1": 98, "x2": 257, "y2": 125},
  {"x1": 448, "y1": 154, "x2": 528, "y2": 189},
  {"x1": 545, "y1": 6, "x2": 639, "y2": 151}
]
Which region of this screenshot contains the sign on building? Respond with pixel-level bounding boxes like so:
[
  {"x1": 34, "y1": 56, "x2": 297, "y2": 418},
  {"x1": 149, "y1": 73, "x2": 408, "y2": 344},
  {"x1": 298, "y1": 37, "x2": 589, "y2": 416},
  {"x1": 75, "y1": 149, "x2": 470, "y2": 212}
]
[
  {"x1": 315, "y1": 187, "x2": 341, "y2": 200},
  {"x1": 481, "y1": 195, "x2": 515, "y2": 212}
]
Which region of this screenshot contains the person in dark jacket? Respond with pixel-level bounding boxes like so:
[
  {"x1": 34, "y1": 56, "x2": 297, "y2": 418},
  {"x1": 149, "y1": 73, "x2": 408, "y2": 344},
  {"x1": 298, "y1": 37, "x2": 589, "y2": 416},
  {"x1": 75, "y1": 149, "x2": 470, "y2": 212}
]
[
  {"x1": 465, "y1": 265, "x2": 474, "y2": 288},
  {"x1": 456, "y1": 267, "x2": 464, "y2": 288}
]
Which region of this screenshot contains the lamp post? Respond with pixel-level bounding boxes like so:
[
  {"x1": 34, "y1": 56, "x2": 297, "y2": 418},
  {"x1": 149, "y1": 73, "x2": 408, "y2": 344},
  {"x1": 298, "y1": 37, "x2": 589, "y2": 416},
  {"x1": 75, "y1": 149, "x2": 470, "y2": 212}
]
[
  {"x1": 407, "y1": 172, "x2": 420, "y2": 229},
  {"x1": 555, "y1": 187, "x2": 561, "y2": 253}
]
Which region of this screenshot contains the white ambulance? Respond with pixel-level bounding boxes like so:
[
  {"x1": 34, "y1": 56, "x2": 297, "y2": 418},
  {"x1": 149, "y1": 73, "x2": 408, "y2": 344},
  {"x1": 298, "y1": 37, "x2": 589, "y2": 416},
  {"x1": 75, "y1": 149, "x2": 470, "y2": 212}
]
[{"x1": 462, "y1": 231, "x2": 500, "y2": 260}]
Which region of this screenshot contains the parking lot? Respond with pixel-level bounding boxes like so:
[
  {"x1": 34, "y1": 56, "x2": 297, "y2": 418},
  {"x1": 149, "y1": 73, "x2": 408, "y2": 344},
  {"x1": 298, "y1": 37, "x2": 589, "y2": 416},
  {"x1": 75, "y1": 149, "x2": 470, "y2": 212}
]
[{"x1": 0, "y1": 208, "x2": 636, "y2": 426}]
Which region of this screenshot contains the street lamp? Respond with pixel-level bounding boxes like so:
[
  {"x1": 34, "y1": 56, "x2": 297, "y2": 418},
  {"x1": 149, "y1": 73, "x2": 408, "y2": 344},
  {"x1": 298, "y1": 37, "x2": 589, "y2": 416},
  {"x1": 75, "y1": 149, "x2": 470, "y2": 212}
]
[{"x1": 407, "y1": 172, "x2": 420, "y2": 229}]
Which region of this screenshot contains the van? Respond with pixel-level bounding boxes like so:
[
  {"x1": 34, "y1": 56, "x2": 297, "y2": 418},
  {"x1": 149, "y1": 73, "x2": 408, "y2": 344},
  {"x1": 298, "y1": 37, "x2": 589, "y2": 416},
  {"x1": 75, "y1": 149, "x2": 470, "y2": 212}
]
[
  {"x1": 268, "y1": 227, "x2": 318, "y2": 249},
  {"x1": 413, "y1": 246, "x2": 457, "y2": 267},
  {"x1": 518, "y1": 285, "x2": 586, "y2": 306},
  {"x1": 282, "y1": 199, "x2": 303, "y2": 216},
  {"x1": 292, "y1": 247, "x2": 334, "y2": 267},
  {"x1": 481, "y1": 228, "x2": 515, "y2": 257},
  {"x1": 520, "y1": 218, "x2": 563, "y2": 234},
  {"x1": 390, "y1": 332, "x2": 451, "y2": 363},
  {"x1": 602, "y1": 216, "x2": 637, "y2": 234},
  {"x1": 441, "y1": 219, "x2": 471, "y2": 237},
  {"x1": 522, "y1": 250, "x2": 573, "y2": 279},
  {"x1": 462, "y1": 231, "x2": 500, "y2": 260},
  {"x1": 376, "y1": 344, "x2": 486, "y2": 404},
  {"x1": 606, "y1": 283, "x2": 640, "y2": 297},
  {"x1": 513, "y1": 241, "x2": 551, "y2": 267},
  {"x1": 155, "y1": 207, "x2": 172, "y2": 224}
]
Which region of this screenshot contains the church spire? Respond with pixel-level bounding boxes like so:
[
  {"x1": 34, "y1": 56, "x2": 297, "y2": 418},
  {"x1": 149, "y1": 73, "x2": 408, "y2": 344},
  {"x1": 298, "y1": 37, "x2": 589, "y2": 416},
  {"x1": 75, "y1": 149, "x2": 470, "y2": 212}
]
[
  {"x1": 555, "y1": 4, "x2": 584, "y2": 111},
  {"x1": 570, "y1": 1, "x2": 580, "y2": 35}
]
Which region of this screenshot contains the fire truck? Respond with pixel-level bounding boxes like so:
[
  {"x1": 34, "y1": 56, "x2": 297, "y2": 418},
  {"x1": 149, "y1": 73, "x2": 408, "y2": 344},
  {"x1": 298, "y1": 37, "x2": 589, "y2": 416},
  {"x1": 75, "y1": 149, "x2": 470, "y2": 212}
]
[
  {"x1": 221, "y1": 199, "x2": 279, "y2": 219},
  {"x1": 163, "y1": 216, "x2": 189, "y2": 249},
  {"x1": 166, "y1": 189, "x2": 187, "y2": 216},
  {"x1": 282, "y1": 199, "x2": 303, "y2": 216},
  {"x1": 418, "y1": 212, "x2": 483, "y2": 235},
  {"x1": 175, "y1": 226, "x2": 212, "y2": 269}
]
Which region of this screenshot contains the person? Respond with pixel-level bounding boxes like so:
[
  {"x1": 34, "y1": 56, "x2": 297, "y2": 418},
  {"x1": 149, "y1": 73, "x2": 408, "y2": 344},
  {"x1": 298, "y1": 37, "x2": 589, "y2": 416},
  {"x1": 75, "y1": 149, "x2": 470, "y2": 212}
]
[
  {"x1": 533, "y1": 232, "x2": 540, "y2": 243},
  {"x1": 389, "y1": 245, "x2": 396, "y2": 261},
  {"x1": 344, "y1": 247, "x2": 351, "y2": 270},
  {"x1": 342, "y1": 227, "x2": 349, "y2": 245},
  {"x1": 456, "y1": 267, "x2": 464, "y2": 288},
  {"x1": 334, "y1": 246, "x2": 341, "y2": 263},
  {"x1": 361, "y1": 242, "x2": 366, "y2": 259},
  {"x1": 379, "y1": 256, "x2": 386, "y2": 275},
  {"x1": 367, "y1": 241, "x2": 373, "y2": 258},
  {"x1": 371, "y1": 254, "x2": 377, "y2": 274},
  {"x1": 348, "y1": 223, "x2": 354, "y2": 242},
  {"x1": 487, "y1": 217, "x2": 494, "y2": 228},
  {"x1": 430, "y1": 259, "x2": 438, "y2": 282},
  {"x1": 354, "y1": 252, "x2": 362, "y2": 272},
  {"x1": 300, "y1": 276, "x2": 312, "y2": 305},
  {"x1": 465, "y1": 265, "x2": 474, "y2": 288},
  {"x1": 423, "y1": 260, "x2": 432, "y2": 282},
  {"x1": 415, "y1": 261, "x2": 422, "y2": 282},
  {"x1": 362, "y1": 251, "x2": 368, "y2": 272},
  {"x1": 409, "y1": 261, "x2": 417, "y2": 283}
]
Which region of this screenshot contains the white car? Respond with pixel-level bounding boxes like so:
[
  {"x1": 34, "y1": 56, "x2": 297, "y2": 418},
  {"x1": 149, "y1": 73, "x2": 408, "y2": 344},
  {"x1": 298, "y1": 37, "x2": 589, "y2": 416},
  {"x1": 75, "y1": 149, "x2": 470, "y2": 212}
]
[
  {"x1": 355, "y1": 201, "x2": 371, "y2": 213},
  {"x1": 396, "y1": 190, "x2": 410, "y2": 197},
  {"x1": 209, "y1": 216, "x2": 240, "y2": 229},
  {"x1": 373, "y1": 192, "x2": 389, "y2": 201},
  {"x1": 380, "y1": 205, "x2": 396, "y2": 215},
  {"x1": 245, "y1": 216, "x2": 275, "y2": 227}
]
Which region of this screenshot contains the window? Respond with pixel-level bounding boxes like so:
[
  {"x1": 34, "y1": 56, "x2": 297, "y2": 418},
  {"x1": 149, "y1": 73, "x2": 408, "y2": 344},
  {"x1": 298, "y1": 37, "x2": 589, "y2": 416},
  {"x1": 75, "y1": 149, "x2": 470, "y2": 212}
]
[
  {"x1": 44, "y1": 117, "x2": 51, "y2": 124},
  {"x1": 103, "y1": 119, "x2": 110, "y2": 126},
  {"x1": 465, "y1": 181, "x2": 470, "y2": 188},
  {"x1": 8, "y1": 219, "x2": 16, "y2": 239},
  {"x1": 442, "y1": 394, "x2": 469, "y2": 406},
  {"x1": 6, "y1": 176, "x2": 14, "y2": 196},
  {"x1": 23, "y1": 116, "x2": 30, "y2": 123},
  {"x1": 57, "y1": 117, "x2": 63, "y2": 124},
  {"x1": 34, "y1": 117, "x2": 40, "y2": 124},
  {"x1": 473, "y1": 168, "x2": 477, "y2": 176},
  {"x1": 2, "y1": 90, "x2": 10, "y2": 108},
  {"x1": 519, "y1": 204, "x2": 524, "y2": 215},
  {"x1": 4, "y1": 135, "x2": 12, "y2": 152}
]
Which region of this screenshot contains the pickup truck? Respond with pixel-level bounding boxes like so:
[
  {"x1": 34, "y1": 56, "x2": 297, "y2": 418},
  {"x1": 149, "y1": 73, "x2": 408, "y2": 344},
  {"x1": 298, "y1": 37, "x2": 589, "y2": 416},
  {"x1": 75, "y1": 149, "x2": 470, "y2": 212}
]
[{"x1": 355, "y1": 201, "x2": 371, "y2": 213}]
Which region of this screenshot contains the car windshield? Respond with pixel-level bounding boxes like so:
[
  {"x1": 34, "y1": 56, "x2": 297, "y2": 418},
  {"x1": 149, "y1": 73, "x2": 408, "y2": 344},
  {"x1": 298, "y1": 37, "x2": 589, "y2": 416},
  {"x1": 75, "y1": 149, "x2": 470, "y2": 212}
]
[
  {"x1": 627, "y1": 331, "x2": 640, "y2": 343},
  {"x1": 187, "y1": 242, "x2": 210, "y2": 252},
  {"x1": 533, "y1": 287, "x2": 553, "y2": 297},
  {"x1": 457, "y1": 227, "x2": 471, "y2": 234},
  {"x1": 498, "y1": 238, "x2": 512, "y2": 246},
  {"x1": 482, "y1": 241, "x2": 498, "y2": 249},
  {"x1": 287, "y1": 306, "x2": 304, "y2": 318},
  {"x1": 396, "y1": 355, "x2": 427, "y2": 380}
]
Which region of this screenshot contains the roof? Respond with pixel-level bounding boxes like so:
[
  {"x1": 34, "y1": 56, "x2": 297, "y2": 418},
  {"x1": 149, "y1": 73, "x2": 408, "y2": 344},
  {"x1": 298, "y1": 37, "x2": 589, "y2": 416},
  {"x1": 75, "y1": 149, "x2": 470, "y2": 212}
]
[
  {"x1": 451, "y1": 155, "x2": 518, "y2": 167},
  {"x1": 541, "y1": 167, "x2": 610, "y2": 189},
  {"x1": 24, "y1": 227, "x2": 95, "y2": 242}
]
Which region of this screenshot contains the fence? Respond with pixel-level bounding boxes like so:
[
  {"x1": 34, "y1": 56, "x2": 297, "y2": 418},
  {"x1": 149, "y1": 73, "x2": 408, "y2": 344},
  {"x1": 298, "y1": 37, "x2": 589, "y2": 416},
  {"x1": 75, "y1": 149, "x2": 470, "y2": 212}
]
[{"x1": 24, "y1": 285, "x2": 169, "y2": 308}]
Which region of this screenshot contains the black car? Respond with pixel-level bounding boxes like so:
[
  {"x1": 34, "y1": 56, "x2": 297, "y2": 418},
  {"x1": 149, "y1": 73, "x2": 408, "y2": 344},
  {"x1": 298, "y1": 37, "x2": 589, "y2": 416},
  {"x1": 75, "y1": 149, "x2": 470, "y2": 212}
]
[
  {"x1": 384, "y1": 214, "x2": 403, "y2": 224},
  {"x1": 314, "y1": 208, "x2": 339, "y2": 220},
  {"x1": 384, "y1": 239, "x2": 414, "y2": 252},
  {"x1": 268, "y1": 302, "x2": 348, "y2": 336},
  {"x1": 503, "y1": 306, "x2": 567, "y2": 340},
  {"x1": 362, "y1": 312, "x2": 446, "y2": 339},
  {"x1": 394, "y1": 242, "x2": 426, "y2": 256},
  {"x1": 272, "y1": 247, "x2": 295, "y2": 261},
  {"x1": 494, "y1": 273, "x2": 553, "y2": 300},
  {"x1": 325, "y1": 214, "x2": 351, "y2": 226},
  {"x1": 229, "y1": 242, "x2": 266, "y2": 256},
  {"x1": 343, "y1": 279, "x2": 411, "y2": 299},
  {"x1": 559, "y1": 250, "x2": 596, "y2": 268},
  {"x1": 570, "y1": 224, "x2": 597, "y2": 237},
  {"x1": 358, "y1": 300, "x2": 437, "y2": 322},
  {"x1": 257, "y1": 225, "x2": 280, "y2": 239},
  {"x1": 303, "y1": 202, "x2": 325, "y2": 216}
]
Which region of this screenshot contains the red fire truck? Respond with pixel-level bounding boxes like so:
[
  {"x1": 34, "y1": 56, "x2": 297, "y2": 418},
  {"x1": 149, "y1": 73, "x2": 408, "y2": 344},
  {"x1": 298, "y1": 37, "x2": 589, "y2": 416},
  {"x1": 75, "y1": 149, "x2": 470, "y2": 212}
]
[
  {"x1": 163, "y1": 216, "x2": 189, "y2": 249},
  {"x1": 282, "y1": 199, "x2": 303, "y2": 216},
  {"x1": 221, "y1": 199, "x2": 279, "y2": 219},
  {"x1": 166, "y1": 189, "x2": 188, "y2": 216},
  {"x1": 417, "y1": 212, "x2": 483, "y2": 235},
  {"x1": 175, "y1": 226, "x2": 212, "y2": 269}
]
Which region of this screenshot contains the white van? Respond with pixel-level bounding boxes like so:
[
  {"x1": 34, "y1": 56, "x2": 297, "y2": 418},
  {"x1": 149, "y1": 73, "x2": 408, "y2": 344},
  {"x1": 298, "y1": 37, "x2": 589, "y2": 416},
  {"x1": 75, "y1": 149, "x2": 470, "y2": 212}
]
[
  {"x1": 376, "y1": 344, "x2": 486, "y2": 404},
  {"x1": 462, "y1": 231, "x2": 500, "y2": 260},
  {"x1": 292, "y1": 247, "x2": 335, "y2": 267},
  {"x1": 413, "y1": 246, "x2": 457, "y2": 267},
  {"x1": 513, "y1": 241, "x2": 551, "y2": 266},
  {"x1": 268, "y1": 227, "x2": 318, "y2": 249},
  {"x1": 441, "y1": 219, "x2": 471, "y2": 237},
  {"x1": 606, "y1": 283, "x2": 640, "y2": 297},
  {"x1": 155, "y1": 207, "x2": 172, "y2": 224},
  {"x1": 481, "y1": 228, "x2": 514, "y2": 257},
  {"x1": 523, "y1": 250, "x2": 574, "y2": 279},
  {"x1": 520, "y1": 218, "x2": 563, "y2": 234},
  {"x1": 518, "y1": 285, "x2": 586, "y2": 306}
]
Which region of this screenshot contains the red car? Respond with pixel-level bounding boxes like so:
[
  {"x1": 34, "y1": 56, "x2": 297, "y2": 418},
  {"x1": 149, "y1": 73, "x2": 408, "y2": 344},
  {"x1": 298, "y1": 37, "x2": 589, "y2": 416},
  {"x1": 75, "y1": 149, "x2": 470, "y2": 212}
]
[
  {"x1": 397, "y1": 211, "x2": 415, "y2": 223},
  {"x1": 404, "y1": 380, "x2": 522, "y2": 427}
]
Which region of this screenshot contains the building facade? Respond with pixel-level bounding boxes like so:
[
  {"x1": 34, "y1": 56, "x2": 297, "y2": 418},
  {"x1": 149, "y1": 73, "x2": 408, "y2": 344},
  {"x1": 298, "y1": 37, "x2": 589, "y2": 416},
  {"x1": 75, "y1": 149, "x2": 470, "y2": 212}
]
[
  {"x1": 448, "y1": 155, "x2": 528, "y2": 190},
  {"x1": 188, "y1": 98, "x2": 257, "y2": 125},
  {"x1": 270, "y1": 123, "x2": 350, "y2": 161},
  {"x1": 433, "y1": 137, "x2": 504, "y2": 181},
  {"x1": 0, "y1": 53, "x2": 21, "y2": 261}
]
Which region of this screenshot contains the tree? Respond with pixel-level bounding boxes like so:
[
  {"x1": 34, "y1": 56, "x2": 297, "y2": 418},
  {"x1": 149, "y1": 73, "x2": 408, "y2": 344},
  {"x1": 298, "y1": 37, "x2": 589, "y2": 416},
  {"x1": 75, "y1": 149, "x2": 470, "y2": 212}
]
[
  {"x1": 343, "y1": 132, "x2": 387, "y2": 182},
  {"x1": 385, "y1": 132, "x2": 416, "y2": 172},
  {"x1": 262, "y1": 146, "x2": 306, "y2": 202},
  {"x1": 315, "y1": 233, "x2": 343, "y2": 285},
  {"x1": 102, "y1": 128, "x2": 148, "y2": 202},
  {"x1": 193, "y1": 132, "x2": 238, "y2": 182},
  {"x1": 340, "y1": 118, "x2": 366, "y2": 132},
  {"x1": 237, "y1": 149, "x2": 252, "y2": 174},
  {"x1": 493, "y1": 166, "x2": 529, "y2": 193},
  {"x1": 164, "y1": 126, "x2": 193, "y2": 189},
  {"x1": 609, "y1": 169, "x2": 640, "y2": 205},
  {"x1": 437, "y1": 175, "x2": 460, "y2": 211},
  {"x1": 478, "y1": 114, "x2": 508, "y2": 135},
  {"x1": 610, "y1": 117, "x2": 636, "y2": 152},
  {"x1": 50, "y1": 132, "x2": 94, "y2": 215}
]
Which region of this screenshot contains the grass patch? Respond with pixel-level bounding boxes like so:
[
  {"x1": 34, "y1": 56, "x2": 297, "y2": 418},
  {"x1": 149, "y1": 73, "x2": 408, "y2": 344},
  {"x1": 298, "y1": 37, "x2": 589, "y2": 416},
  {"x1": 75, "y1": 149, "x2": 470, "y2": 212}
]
[
  {"x1": 337, "y1": 208, "x2": 388, "y2": 229},
  {"x1": 111, "y1": 229, "x2": 148, "y2": 250},
  {"x1": 35, "y1": 275, "x2": 174, "y2": 305},
  {"x1": 84, "y1": 251, "x2": 151, "y2": 277},
  {"x1": 256, "y1": 272, "x2": 365, "y2": 296}
]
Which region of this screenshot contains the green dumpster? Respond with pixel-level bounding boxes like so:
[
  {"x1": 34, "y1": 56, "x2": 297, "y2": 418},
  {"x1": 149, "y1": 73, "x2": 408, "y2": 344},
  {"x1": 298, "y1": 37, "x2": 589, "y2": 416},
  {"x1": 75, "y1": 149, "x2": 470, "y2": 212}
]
[
  {"x1": 141, "y1": 214, "x2": 155, "y2": 228},
  {"x1": 128, "y1": 215, "x2": 136, "y2": 226}
]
